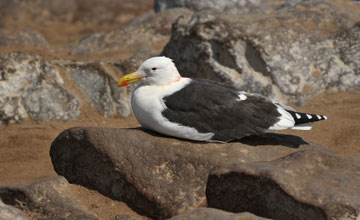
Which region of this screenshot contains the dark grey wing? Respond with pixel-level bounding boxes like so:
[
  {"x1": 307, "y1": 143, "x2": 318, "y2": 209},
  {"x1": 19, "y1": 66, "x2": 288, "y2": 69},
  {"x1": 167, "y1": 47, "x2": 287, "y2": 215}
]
[{"x1": 162, "y1": 79, "x2": 281, "y2": 142}]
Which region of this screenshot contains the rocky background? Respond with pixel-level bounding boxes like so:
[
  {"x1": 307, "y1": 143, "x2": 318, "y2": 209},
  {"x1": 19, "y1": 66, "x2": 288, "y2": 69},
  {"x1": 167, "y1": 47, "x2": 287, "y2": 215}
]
[{"x1": 0, "y1": 0, "x2": 360, "y2": 219}]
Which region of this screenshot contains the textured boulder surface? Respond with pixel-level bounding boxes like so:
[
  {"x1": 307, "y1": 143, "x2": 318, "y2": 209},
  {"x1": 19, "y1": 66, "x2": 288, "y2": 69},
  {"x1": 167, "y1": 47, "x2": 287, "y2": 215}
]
[
  {"x1": 69, "y1": 8, "x2": 193, "y2": 57},
  {"x1": 0, "y1": 29, "x2": 49, "y2": 48},
  {"x1": 50, "y1": 127, "x2": 336, "y2": 219},
  {"x1": 155, "y1": 0, "x2": 282, "y2": 15},
  {"x1": 0, "y1": 199, "x2": 28, "y2": 220},
  {"x1": 0, "y1": 176, "x2": 98, "y2": 220},
  {"x1": 0, "y1": 0, "x2": 153, "y2": 26},
  {"x1": 59, "y1": 50, "x2": 155, "y2": 117},
  {"x1": 207, "y1": 150, "x2": 360, "y2": 220},
  {"x1": 0, "y1": 52, "x2": 80, "y2": 125},
  {"x1": 168, "y1": 208, "x2": 271, "y2": 220},
  {"x1": 162, "y1": 0, "x2": 360, "y2": 105}
]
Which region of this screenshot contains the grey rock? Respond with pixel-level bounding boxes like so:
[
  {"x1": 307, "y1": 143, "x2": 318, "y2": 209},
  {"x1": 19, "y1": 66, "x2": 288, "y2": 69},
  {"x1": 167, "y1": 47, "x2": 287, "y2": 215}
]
[
  {"x1": 0, "y1": 176, "x2": 98, "y2": 220},
  {"x1": 0, "y1": 52, "x2": 80, "y2": 124},
  {"x1": 162, "y1": 0, "x2": 360, "y2": 105},
  {"x1": 0, "y1": 0, "x2": 153, "y2": 26},
  {"x1": 70, "y1": 8, "x2": 193, "y2": 57},
  {"x1": 115, "y1": 214, "x2": 143, "y2": 220},
  {"x1": 0, "y1": 0, "x2": 77, "y2": 25},
  {"x1": 50, "y1": 127, "x2": 326, "y2": 219},
  {"x1": 168, "y1": 208, "x2": 271, "y2": 220},
  {"x1": 335, "y1": 22, "x2": 360, "y2": 76},
  {"x1": 63, "y1": 51, "x2": 155, "y2": 117},
  {"x1": 154, "y1": 0, "x2": 282, "y2": 15},
  {"x1": 0, "y1": 199, "x2": 28, "y2": 220},
  {"x1": 207, "y1": 150, "x2": 360, "y2": 220},
  {"x1": 0, "y1": 29, "x2": 49, "y2": 48}
]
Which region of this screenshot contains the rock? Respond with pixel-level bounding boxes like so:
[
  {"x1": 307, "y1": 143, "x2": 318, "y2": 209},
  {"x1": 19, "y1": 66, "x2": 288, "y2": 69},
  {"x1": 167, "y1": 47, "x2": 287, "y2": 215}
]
[
  {"x1": 154, "y1": 0, "x2": 281, "y2": 15},
  {"x1": 168, "y1": 208, "x2": 271, "y2": 220},
  {"x1": 62, "y1": 51, "x2": 155, "y2": 117},
  {"x1": 0, "y1": 0, "x2": 153, "y2": 26},
  {"x1": 162, "y1": 0, "x2": 360, "y2": 105},
  {"x1": 50, "y1": 127, "x2": 325, "y2": 219},
  {"x1": 0, "y1": 199, "x2": 28, "y2": 220},
  {"x1": 334, "y1": 22, "x2": 360, "y2": 76},
  {"x1": 0, "y1": 52, "x2": 80, "y2": 125},
  {"x1": 206, "y1": 150, "x2": 360, "y2": 220},
  {"x1": 0, "y1": 176, "x2": 98, "y2": 220},
  {"x1": 0, "y1": 29, "x2": 49, "y2": 48},
  {"x1": 70, "y1": 8, "x2": 193, "y2": 57}
]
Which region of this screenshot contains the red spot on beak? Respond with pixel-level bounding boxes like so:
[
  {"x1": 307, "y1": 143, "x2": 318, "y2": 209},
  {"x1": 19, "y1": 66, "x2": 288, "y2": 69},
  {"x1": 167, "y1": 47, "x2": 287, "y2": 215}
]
[{"x1": 120, "y1": 82, "x2": 128, "y2": 87}]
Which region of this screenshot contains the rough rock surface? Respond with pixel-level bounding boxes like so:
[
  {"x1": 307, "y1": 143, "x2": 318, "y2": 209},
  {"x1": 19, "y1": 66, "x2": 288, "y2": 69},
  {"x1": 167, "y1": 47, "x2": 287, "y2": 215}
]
[
  {"x1": 162, "y1": 0, "x2": 360, "y2": 105},
  {"x1": 61, "y1": 51, "x2": 155, "y2": 117},
  {"x1": 154, "y1": 0, "x2": 282, "y2": 15},
  {"x1": 168, "y1": 208, "x2": 271, "y2": 220},
  {"x1": 0, "y1": 29, "x2": 48, "y2": 48},
  {"x1": 0, "y1": 0, "x2": 153, "y2": 26},
  {"x1": 0, "y1": 176, "x2": 98, "y2": 220},
  {"x1": 0, "y1": 199, "x2": 28, "y2": 220},
  {"x1": 70, "y1": 8, "x2": 193, "y2": 57},
  {"x1": 207, "y1": 150, "x2": 360, "y2": 220},
  {"x1": 50, "y1": 127, "x2": 326, "y2": 219},
  {"x1": 0, "y1": 52, "x2": 80, "y2": 125}
]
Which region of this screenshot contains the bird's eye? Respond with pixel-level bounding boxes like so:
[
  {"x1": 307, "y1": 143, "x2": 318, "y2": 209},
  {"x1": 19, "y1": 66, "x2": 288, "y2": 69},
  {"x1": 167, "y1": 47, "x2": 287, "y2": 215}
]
[{"x1": 151, "y1": 67, "x2": 157, "y2": 71}]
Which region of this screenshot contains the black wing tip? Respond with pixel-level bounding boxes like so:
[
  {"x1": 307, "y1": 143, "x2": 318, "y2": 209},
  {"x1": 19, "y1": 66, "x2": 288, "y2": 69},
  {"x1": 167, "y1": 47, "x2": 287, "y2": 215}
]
[{"x1": 286, "y1": 110, "x2": 327, "y2": 125}]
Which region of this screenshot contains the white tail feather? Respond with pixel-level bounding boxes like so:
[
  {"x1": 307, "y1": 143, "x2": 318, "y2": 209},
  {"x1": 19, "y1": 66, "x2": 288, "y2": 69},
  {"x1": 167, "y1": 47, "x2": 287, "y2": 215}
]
[{"x1": 291, "y1": 123, "x2": 313, "y2": 130}]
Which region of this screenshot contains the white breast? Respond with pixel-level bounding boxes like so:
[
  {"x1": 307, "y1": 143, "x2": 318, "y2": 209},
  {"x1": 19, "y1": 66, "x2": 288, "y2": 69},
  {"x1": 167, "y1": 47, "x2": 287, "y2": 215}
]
[{"x1": 131, "y1": 78, "x2": 214, "y2": 141}]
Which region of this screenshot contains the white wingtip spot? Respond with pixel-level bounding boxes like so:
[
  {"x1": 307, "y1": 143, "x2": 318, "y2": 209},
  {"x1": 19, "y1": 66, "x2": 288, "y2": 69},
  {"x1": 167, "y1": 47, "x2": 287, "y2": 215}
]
[
  {"x1": 306, "y1": 114, "x2": 312, "y2": 119},
  {"x1": 324, "y1": 115, "x2": 327, "y2": 120},
  {"x1": 295, "y1": 113, "x2": 301, "y2": 119},
  {"x1": 317, "y1": 115, "x2": 321, "y2": 120},
  {"x1": 237, "y1": 93, "x2": 247, "y2": 101}
]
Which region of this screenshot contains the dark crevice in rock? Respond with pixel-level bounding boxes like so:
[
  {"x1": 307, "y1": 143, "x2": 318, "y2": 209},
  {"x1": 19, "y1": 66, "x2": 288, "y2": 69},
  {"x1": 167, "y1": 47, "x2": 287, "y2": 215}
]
[
  {"x1": 50, "y1": 128, "x2": 164, "y2": 219},
  {"x1": 245, "y1": 42, "x2": 270, "y2": 77},
  {"x1": 206, "y1": 172, "x2": 327, "y2": 220},
  {"x1": 210, "y1": 40, "x2": 242, "y2": 73}
]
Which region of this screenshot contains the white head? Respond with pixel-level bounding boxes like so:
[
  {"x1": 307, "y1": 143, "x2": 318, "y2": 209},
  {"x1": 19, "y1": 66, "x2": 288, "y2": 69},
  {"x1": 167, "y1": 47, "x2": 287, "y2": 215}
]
[{"x1": 118, "y1": 56, "x2": 181, "y2": 87}]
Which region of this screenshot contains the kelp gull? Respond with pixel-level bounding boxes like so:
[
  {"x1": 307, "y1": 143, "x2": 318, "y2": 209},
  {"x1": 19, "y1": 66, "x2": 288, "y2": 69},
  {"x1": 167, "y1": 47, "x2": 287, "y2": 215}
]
[{"x1": 118, "y1": 57, "x2": 327, "y2": 142}]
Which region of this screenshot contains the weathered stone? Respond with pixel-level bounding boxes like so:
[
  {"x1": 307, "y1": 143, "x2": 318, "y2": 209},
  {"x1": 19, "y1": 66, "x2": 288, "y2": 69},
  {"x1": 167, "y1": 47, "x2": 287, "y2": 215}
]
[
  {"x1": 0, "y1": 176, "x2": 98, "y2": 220},
  {"x1": 162, "y1": 0, "x2": 360, "y2": 105},
  {"x1": 207, "y1": 150, "x2": 360, "y2": 220},
  {"x1": 0, "y1": 199, "x2": 28, "y2": 220},
  {"x1": 0, "y1": 29, "x2": 49, "y2": 48},
  {"x1": 70, "y1": 8, "x2": 192, "y2": 57},
  {"x1": 63, "y1": 51, "x2": 155, "y2": 117},
  {"x1": 0, "y1": 0, "x2": 153, "y2": 26},
  {"x1": 154, "y1": 0, "x2": 282, "y2": 15},
  {"x1": 50, "y1": 127, "x2": 326, "y2": 219},
  {"x1": 168, "y1": 208, "x2": 271, "y2": 220},
  {"x1": 0, "y1": 52, "x2": 80, "y2": 124},
  {"x1": 335, "y1": 22, "x2": 360, "y2": 76}
]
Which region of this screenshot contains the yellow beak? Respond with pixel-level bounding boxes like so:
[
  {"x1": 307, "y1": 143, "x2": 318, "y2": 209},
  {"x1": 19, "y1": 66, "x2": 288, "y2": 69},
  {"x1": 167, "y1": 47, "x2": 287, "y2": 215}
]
[{"x1": 118, "y1": 72, "x2": 146, "y2": 87}]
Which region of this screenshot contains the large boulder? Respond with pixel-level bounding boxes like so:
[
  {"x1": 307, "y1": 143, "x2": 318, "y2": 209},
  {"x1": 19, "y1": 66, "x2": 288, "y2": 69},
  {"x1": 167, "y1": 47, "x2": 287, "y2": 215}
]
[
  {"x1": 0, "y1": 52, "x2": 80, "y2": 125},
  {"x1": 60, "y1": 50, "x2": 155, "y2": 117},
  {"x1": 168, "y1": 208, "x2": 270, "y2": 220},
  {"x1": 0, "y1": 199, "x2": 28, "y2": 220},
  {"x1": 0, "y1": 176, "x2": 98, "y2": 220},
  {"x1": 50, "y1": 127, "x2": 328, "y2": 219},
  {"x1": 162, "y1": 0, "x2": 360, "y2": 105},
  {"x1": 207, "y1": 149, "x2": 360, "y2": 220},
  {"x1": 0, "y1": 0, "x2": 153, "y2": 26},
  {"x1": 69, "y1": 8, "x2": 193, "y2": 57},
  {"x1": 154, "y1": 0, "x2": 283, "y2": 15},
  {"x1": 0, "y1": 29, "x2": 48, "y2": 48}
]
